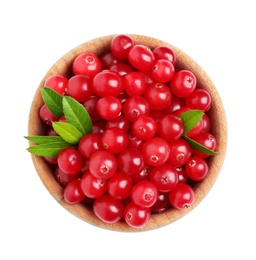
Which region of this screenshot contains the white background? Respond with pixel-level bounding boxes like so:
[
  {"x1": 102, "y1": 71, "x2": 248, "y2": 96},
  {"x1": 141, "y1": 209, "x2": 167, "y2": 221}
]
[{"x1": 1, "y1": 0, "x2": 255, "y2": 259}]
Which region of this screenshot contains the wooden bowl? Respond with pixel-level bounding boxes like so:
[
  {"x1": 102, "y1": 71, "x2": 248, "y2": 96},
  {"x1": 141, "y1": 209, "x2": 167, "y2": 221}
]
[{"x1": 28, "y1": 34, "x2": 227, "y2": 232}]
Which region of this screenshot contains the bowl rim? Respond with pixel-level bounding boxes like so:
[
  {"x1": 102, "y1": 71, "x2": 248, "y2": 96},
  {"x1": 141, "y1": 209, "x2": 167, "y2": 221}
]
[{"x1": 28, "y1": 34, "x2": 228, "y2": 232}]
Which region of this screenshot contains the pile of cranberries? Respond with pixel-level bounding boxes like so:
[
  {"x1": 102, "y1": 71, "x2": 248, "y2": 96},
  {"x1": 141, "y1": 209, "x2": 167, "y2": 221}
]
[{"x1": 39, "y1": 34, "x2": 217, "y2": 228}]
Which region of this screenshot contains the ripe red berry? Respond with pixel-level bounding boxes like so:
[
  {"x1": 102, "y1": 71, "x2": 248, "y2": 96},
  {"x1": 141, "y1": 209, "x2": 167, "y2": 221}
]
[
  {"x1": 96, "y1": 96, "x2": 122, "y2": 121},
  {"x1": 123, "y1": 71, "x2": 147, "y2": 96},
  {"x1": 151, "y1": 59, "x2": 175, "y2": 83},
  {"x1": 93, "y1": 194, "x2": 124, "y2": 223},
  {"x1": 157, "y1": 114, "x2": 184, "y2": 142},
  {"x1": 142, "y1": 137, "x2": 170, "y2": 166},
  {"x1": 73, "y1": 52, "x2": 102, "y2": 78},
  {"x1": 167, "y1": 139, "x2": 192, "y2": 167},
  {"x1": 150, "y1": 164, "x2": 178, "y2": 192},
  {"x1": 132, "y1": 115, "x2": 157, "y2": 140},
  {"x1": 123, "y1": 96, "x2": 150, "y2": 122},
  {"x1": 110, "y1": 34, "x2": 134, "y2": 59},
  {"x1": 153, "y1": 45, "x2": 176, "y2": 65},
  {"x1": 92, "y1": 70, "x2": 123, "y2": 97},
  {"x1": 192, "y1": 132, "x2": 217, "y2": 158},
  {"x1": 39, "y1": 104, "x2": 58, "y2": 125},
  {"x1": 67, "y1": 75, "x2": 94, "y2": 103},
  {"x1": 44, "y1": 75, "x2": 68, "y2": 95},
  {"x1": 78, "y1": 133, "x2": 103, "y2": 159},
  {"x1": 131, "y1": 180, "x2": 158, "y2": 208},
  {"x1": 186, "y1": 156, "x2": 209, "y2": 181},
  {"x1": 128, "y1": 44, "x2": 155, "y2": 72},
  {"x1": 107, "y1": 172, "x2": 133, "y2": 200},
  {"x1": 170, "y1": 70, "x2": 197, "y2": 98},
  {"x1": 169, "y1": 183, "x2": 195, "y2": 209},
  {"x1": 185, "y1": 89, "x2": 212, "y2": 112},
  {"x1": 57, "y1": 147, "x2": 83, "y2": 175},
  {"x1": 64, "y1": 179, "x2": 85, "y2": 204},
  {"x1": 117, "y1": 147, "x2": 145, "y2": 175},
  {"x1": 101, "y1": 128, "x2": 128, "y2": 154},
  {"x1": 81, "y1": 171, "x2": 108, "y2": 199},
  {"x1": 144, "y1": 82, "x2": 172, "y2": 111},
  {"x1": 88, "y1": 150, "x2": 117, "y2": 180},
  {"x1": 124, "y1": 202, "x2": 151, "y2": 228}
]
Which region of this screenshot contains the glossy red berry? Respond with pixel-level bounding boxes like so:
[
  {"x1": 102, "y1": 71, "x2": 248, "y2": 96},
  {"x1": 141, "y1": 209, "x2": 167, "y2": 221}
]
[
  {"x1": 78, "y1": 133, "x2": 103, "y2": 159},
  {"x1": 153, "y1": 45, "x2": 176, "y2": 65},
  {"x1": 192, "y1": 132, "x2": 217, "y2": 158},
  {"x1": 157, "y1": 114, "x2": 184, "y2": 142},
  {"x1": 39, "y1": 104, "x2": 58, "y2": 125},
  {"x1": 101, "y1": 128, "x2": 128, "y2": 154},
  {"x1": 73, "y1": 52, "x2": 102, "y2": 78},
  {"x1": 169, "y1": 183, "x2": 195, "y2": 209},
  {"x1": 67, "y1": 75, "x2": 93, "y2": 103},
  {"x1": 131, "y1": 180, "x2": 158, "y2": 208},
  {"x1": 123, "y1": 96, "x2": 150, "y2": 122},
  {"x1": 185, "y1": 89, "x2": 212, "y2": 112},
  {"x1": 142, "y1": 137, "x2": 170, "y2": 166},
  {"x1": 44, "y1": 75, "x2": 68, "y2": 95},
  {"x1": 124, "y1": 202, "x2": 151, "y2": 228},
  {"x1": 151, "y1": 59, "x2": 175, "y2": 83},
  {"x1": 150, "y1": 164, "x2": 178, "y2": 192},
  {"x1": 57, "y1": 147, "x2": 82, "y2": 175},
  {"x1": 92, "y1": 70, "x2": 123, "y2": 97},
  {"x1": 110, "y1": 34, "x2": 134, "y2": 59},
  {"x1": 88, "y1": 150, "x2": 117, "y2": 180},
  {"x1": 80, "y1": 171, "x2": 108, "y2": 199},
  {"x1": 186, "y1": 156, "x2": 209, "y2": 181},
  {"x1": 144, "y1": 82, "x2": 172, "y2": 111},
  {"x1": 64, "y1": 179, "x2": 85, "y2": 204},
  {"x1": 123, "y1": 71, "x2": 147, "y2": 96},
  {"x1": 93, "y1": 194, "x2": 124, "y2": 224},
  {"x1": 96, "y1": 96, "x2": 122, "y2": 121},
  {"x1": 132, "y1": 115, "x2": 157, "y2": 140},
  {"x1": 167, "y1": 139, "x2": 192, "y2": 167},
  {"x1": 54, "y1": 166, "x2": 80, "y2": 187},
  {"x1": 117, "y1": 147, "x2": 145, "y2": 175},
  {"x1": 150, "y1": 193, "x2": 171, "y2": 214},
  {"x1": 170, "y1": 70, "x2": 197, "y2": 98},
  {"x1": 128, "y1": 44, "x2": 155, "y2": 72},
  {"x1": 106, "y1": 115, "x2": 130, "y2": 132},
  {"x1": 107, "y1": 172, "x2": 133, "y2": 200}
]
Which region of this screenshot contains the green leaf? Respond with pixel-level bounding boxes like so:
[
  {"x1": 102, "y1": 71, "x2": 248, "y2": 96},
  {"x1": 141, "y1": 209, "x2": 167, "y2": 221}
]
[
  {"x1": 27, "y1": 141, "x2": 73, "y2": 158},
  {"x1": 179, "y1": 110, "x2": 204, "y2": 134},
  {"x1": 24, "y1": 135, "x2": 64, "y2": 144},
  {"x1": 42, "y1": 87, "x2": 63, "y2": 118},
  {"x1": 52, "y1": 122, "x2": 83, "y2": 144},
  {"x1": 183, "y1": 135, "x2": 218, "y2": 156},
  {"x1": 62, "y1": 96, "x2": 92, "y2": 135}
]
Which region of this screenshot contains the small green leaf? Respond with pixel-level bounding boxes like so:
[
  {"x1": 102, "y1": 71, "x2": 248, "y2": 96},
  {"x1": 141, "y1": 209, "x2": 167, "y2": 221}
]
[
  {"x1": 24, "y1": 135, "x2": 64, "y2": 144},
  {"x1": 179, "y1": 110, "x2": 204, "y2": 134},
  {"x1": 52, "y1": 122, "x2": 83, "y2": 144},
  {"x1": 42, "y1": 87, "x2": 63, "y2": 118},
  {"x1": 62, "y1": 96, "x2": 92, "y2": 135},
  {"x1": 27, "y1": 141, "x2": 73, "y2": 158},
  {"x1": 183, "y1": 135, "x2": 217, "y2": 156}
]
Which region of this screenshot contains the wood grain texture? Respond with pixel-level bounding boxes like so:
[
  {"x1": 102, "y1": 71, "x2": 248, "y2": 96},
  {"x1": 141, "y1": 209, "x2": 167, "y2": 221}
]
[{"x1": 28, "y1": 34, "x2": 228, "y2": 232}]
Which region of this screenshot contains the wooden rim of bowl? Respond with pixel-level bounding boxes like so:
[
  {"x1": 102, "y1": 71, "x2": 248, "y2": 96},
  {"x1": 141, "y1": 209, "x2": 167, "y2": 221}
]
[{"x1": 28, "y1": 34, "x2": 228, "y2": 232}]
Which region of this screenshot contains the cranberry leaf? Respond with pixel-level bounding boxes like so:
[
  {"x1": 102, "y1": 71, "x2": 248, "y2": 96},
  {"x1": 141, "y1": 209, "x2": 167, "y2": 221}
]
[
  {"x1": 41, "y1": 87, "x2": 63, "y2": 118},
  {"x1": 62, "y1": 96, "x2": 92, "y2": 135},
  {"x1": 182, "y1": 135, "x2": 217, "y2": 155},
  {"x1": 24, "y1": 135, "x2": 65, "y2": 144},
  {"x1": 52, "y1": 122, "x2": 83, "y2": 144},
  {"x1": 26, "y1": 141, "x2": 73, "y2": 158},
  {"x1": 179, "y1": 110, "x2": 203, "y2": 134}
]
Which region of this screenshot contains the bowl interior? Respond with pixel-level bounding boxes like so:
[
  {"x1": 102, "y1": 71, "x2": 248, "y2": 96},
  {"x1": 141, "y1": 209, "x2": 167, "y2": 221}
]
[{"x1": 28, "y1": 34, "x2": 227, "y2": 232}]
